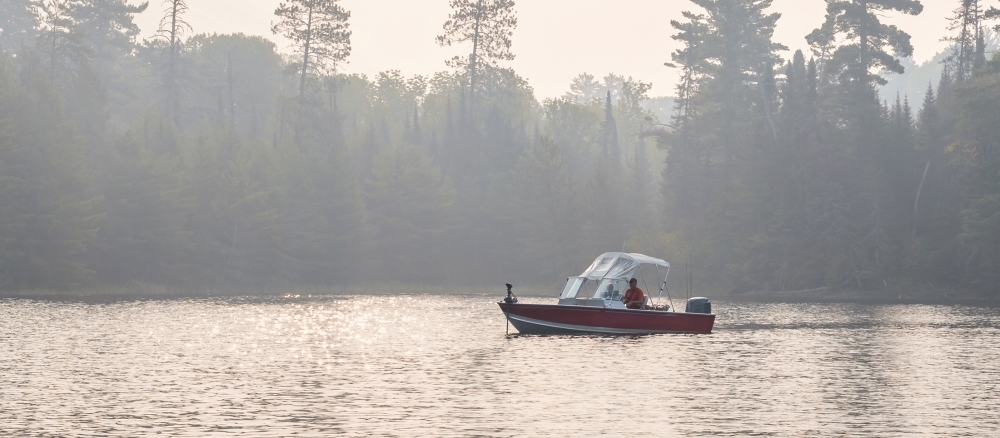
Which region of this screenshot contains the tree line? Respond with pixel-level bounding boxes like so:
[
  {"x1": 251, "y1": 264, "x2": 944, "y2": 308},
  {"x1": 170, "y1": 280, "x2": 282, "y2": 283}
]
[{"x1": 0, "y1": 0, "x2": 998, "y2": 297}]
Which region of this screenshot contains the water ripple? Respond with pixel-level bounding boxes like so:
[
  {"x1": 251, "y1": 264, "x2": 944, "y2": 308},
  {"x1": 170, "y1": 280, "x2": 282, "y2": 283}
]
[{"x1": 2, "y1": 296, "x2": 999, "y2": 436}]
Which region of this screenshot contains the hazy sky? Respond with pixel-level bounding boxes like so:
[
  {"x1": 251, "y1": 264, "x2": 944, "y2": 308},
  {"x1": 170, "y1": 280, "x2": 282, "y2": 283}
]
[{"x1": 134, "y1": 0, "x2": 956, "y2": 99}]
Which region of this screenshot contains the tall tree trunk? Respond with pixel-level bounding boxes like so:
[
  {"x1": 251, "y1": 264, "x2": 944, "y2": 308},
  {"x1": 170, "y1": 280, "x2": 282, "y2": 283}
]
[
  {"x1": 469, "y1": 0, "x2": 482, "y2": 120},
  {"x1": 49, "y1": 27, "x2": 57, "y2": 79},
  {"x1": 167, "y1": 0, "x2": 179, "y2": 123},
  {"x1": 299, "y1": 5, "x2": 314, "y2": 103},
  {"x1": 973, "y1": 1, "x2": 986, "y2": 70},
  {"x1": 960, "y1": 1, "x2": 970, "y2": 81},
  {"x1": 227, "y1": 49, "x2": 236, "y2": 128},
  {"x1": 858, "y1": 0, "x2": 868, "y2": 87}
]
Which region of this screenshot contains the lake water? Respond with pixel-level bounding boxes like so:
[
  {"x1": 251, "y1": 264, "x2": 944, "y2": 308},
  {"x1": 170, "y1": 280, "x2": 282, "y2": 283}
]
[{"x1": 2, "y1": 295, "x2": 999, "y2": 436}]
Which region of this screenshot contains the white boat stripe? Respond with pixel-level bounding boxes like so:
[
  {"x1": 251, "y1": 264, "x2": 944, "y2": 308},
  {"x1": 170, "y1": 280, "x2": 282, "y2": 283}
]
[{"x1": 507, "y1": 313, "x2": 691, "y2": 335}]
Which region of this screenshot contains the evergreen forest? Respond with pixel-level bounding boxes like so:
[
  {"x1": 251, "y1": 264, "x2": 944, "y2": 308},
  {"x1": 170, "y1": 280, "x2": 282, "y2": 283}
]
[{"x1": 1, "y1": 0, "x2": 1000, "y2": 298}]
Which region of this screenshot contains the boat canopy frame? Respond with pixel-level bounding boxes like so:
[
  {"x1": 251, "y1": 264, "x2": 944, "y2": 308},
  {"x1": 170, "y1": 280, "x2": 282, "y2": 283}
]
[
  {"x1": 579, "y1": 252, "x2": 669, "y2": 281},
  {"x1": 559, "y1": 252, "x2": 674, "y2": 309}
]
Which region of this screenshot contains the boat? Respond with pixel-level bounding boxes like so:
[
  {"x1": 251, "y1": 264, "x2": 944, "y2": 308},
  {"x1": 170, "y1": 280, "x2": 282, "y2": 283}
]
[{"x1": 498, "y1": 252, "x2": 715, "y2": 334}]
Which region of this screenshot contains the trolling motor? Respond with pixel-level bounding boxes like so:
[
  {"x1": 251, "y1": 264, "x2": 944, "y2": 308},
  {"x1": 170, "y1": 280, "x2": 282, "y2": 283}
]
[{"x1": 503, "y1": 283, "x2": 518, "y2": 304}]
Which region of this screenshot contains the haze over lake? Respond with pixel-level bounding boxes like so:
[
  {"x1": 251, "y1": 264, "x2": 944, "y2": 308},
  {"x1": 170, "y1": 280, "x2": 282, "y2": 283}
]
[
  {"x1": 3, "y1": 0, "x2": 1000, "y2": 434},
  {"x1": 130, "y1": 0, "x2": 958, "y2": 99},
  {"x1": 0, "y1": 0, "x2": 997, "y2": 296}
]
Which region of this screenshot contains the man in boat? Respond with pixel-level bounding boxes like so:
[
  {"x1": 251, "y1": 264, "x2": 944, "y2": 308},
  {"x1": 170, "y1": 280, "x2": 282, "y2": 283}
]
[{"x1": 623, "y1": 278, "x2": 645, "y2": 309}]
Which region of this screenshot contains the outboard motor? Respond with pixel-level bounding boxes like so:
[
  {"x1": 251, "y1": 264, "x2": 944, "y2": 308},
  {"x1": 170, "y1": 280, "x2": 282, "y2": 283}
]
[{"x1": 685, "y1": 297, "x2": 712, "y2": 314}]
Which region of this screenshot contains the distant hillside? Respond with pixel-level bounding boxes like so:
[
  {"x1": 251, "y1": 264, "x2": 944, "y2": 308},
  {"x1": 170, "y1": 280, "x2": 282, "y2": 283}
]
[
  {"x1": 642, "y1": 43, "x2": 994, "y2": 126},
  {"x1": 878, "y1": 51, "x2": 950, "y2": 108},
  {"x1": 879, "y1": 35, "x2": 999, "y2": 109}
]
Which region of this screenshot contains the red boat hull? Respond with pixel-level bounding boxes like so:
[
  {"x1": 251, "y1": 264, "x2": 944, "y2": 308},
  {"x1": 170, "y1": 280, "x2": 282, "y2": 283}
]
[{"x1": 498, "y1": 302, "x2": 715, "y2": 334}]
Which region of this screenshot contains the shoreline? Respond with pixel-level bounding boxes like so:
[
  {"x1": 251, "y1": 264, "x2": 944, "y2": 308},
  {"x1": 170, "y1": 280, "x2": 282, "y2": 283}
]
[
  {"x1": 725, "y1": 286, "x2": 998, "y2": 307},
  {"x1": 0, "y1": 283, "x2": 561, "y2": 302},
  {"x1": 724, "y1": 294, "x2": 998, "y2": 307},
  {"x1": 2, "y1": 285, "x2": 997, "y2": 307}
]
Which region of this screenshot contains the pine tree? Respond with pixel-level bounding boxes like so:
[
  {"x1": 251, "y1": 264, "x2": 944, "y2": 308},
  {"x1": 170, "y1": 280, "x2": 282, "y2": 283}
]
[
  {"x1": 809, "y1": 0, "x2": 923, "y2": 90},
  {"x1": 282, "y1": 101, "x2": 367, "y2": 284},
  {"x1": 411, "y1": 105, "x2": 422, "y2": 146},
  {"x1": 183, "y1": 34, "x2": 285, "y2": 139},
  {"x1": 36, "y1": 0, "x2": 90, "y2": 84},
  {"x1": 365, "y1": 143, "x2": 458, "y2": 282},
  {"x1": 540, "y1": 97, "x2": 600, "y2": 175},
  {"x1": 0, "y1": 60, "x2": 101, "y2": 288},
  {"x1": 442, "y1": 96, "x2": 456, "y2": 175},
  {"x1": 564, "y1": 72, "x2": 601, "y2": 104},
  {"x1": 584, "y1": 157, "x2": 623, "y2": 253},
  {"x1": 946, "y1": 0, "x2": 985, "y2": 82},
  {"x1": 687, "y1": 0, "x2": 785, "y2": 165},
  {"x1": 511, "y1": 136, "x2": 581, "y2": 280},
  {"x1": 303, "y1": 152, "x2": 366, "y2": 284},
  {"x1": 436, "y1": 0, "x2": 517, "y2": 115},
  {"x1": 619, "y1": 78, "x2": 654, "y2": 232},
  {"x1": 601, "y1": 90, "x2": 620, "y2": 169},
  {"x1": 93, "y1": 110, "x2": 193, "y2": 285},
  {"x1": 951, "y1": 53, "x2": 1000, "y2": 294},
  {"x1": 663, "y1": 10, "x2": 709, "y2": 234},
  {"x1": 901, "y1": 82, "x2": 962, "y2": 282},
  {"x1": 271, "y1": 0, "x2": 351, "y2": 102},
  {"x1": 0, "y1": 67, "x2": 21, "y2": 288},
  {"x1": 0, "y1": 0, "x2": 39, "y2": 50},
  {"x1": 183, "y1": 125, "x2": 290, "y2": 286},
  {"x1": 799, "y1": 1, "x2": 924, "y2": 289},
  {"x1": 987, "y1": 3, "x2": 1000, "y2": 31},
  {"x1": 882, "y1": 94, "x2": 919, "y2": 263},
  {"x1": 480, "y1": 104, "x2": 507, "y2": 168},
  {"x1": 959, "y1": 188, "x2": 1000, "y2": 295},
  {"x1": 71, "y1": 0, "x2": 148, "y2": 75},
  {"x1": 661, "y1": 0, "x2": 786, "y2": 291},
  {"x1": 156, "y1": 0, "x2": 190, "y2": 122}
]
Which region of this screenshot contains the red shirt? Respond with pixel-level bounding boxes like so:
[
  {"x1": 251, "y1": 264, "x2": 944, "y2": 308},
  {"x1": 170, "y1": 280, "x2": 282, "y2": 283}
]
[{"x1": 624, "y1": 286, "x2": 644, "y2": 306}]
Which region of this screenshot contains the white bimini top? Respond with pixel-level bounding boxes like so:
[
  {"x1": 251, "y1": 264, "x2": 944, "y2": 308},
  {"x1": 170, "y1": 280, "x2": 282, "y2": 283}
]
[{"x1": 579, "y1": 252, "x2": 669, "y2": 281}]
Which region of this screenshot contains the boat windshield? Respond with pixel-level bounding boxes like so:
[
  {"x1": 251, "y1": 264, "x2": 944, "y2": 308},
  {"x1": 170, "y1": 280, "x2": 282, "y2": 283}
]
[
  {"x1": 588, "y1": 278, "x2": 628, "y2": 299},
  {"x1": 560, "y1": 277, "x2": 652, "y2": 300},
  {"x1": 559, "y1": 277, "x2": 588, "y2": 299}
]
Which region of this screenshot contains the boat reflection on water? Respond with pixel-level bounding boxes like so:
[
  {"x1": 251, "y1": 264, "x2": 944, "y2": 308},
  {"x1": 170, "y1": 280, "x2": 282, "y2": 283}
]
[{"x1": 498, "y1": 252, "x2": 715, "y2": 334}]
